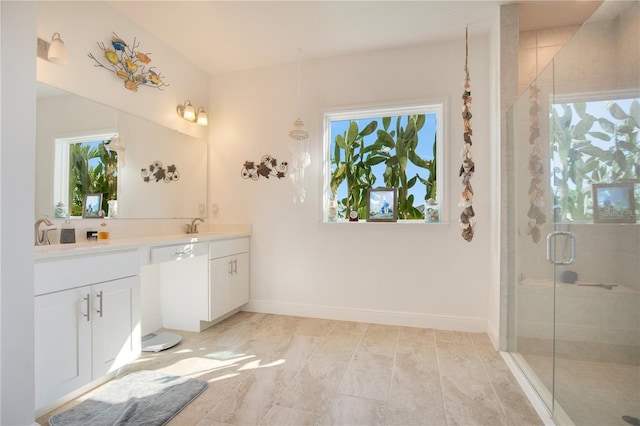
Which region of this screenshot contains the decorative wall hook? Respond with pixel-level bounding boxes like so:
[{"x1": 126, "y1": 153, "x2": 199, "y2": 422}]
[{"x1": 241, "y1": 155, "x2": 288, "y2": 181}]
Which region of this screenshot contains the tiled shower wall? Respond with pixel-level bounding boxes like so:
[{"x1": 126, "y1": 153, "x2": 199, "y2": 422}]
[{"x1": 518, "y1": 25, "x2": 580, "y2": 96}]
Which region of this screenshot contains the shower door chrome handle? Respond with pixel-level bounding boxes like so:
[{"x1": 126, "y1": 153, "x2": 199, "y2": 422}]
[{"x1": 546, "y1": 231, "x2": 576, "y2": 265}]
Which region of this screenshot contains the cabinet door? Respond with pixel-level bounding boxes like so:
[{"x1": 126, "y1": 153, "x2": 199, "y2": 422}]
[
  {"x1": 92, "y1": 276, "x2": 140, "y2": 378},
  {"x1": 159, "y1": 255, "x2": 208, "y2": 331},
  {"x1": 209, "y1": 256, "x2": 231, "y2": 320},
  {"x1": 229, "y1": 252, "x2": 250, "y2": 309},
  {"x1": 35, "y1": 287, "x2": 92, "y2": 410}
]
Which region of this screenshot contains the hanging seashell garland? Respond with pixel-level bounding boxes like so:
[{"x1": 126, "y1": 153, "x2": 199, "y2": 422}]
[
  {"x1": 288, "y1": 49, "x2": 310, "y2": 203},
  {"x1": 527, "y1": 84, "x2": 545, "y2": 242},
  {"x1": 289, "y1": 118, "x2": 310, "y2": 203},
  {"x1": 459, "y1": 27, "x2": 476, "y2": 242}
]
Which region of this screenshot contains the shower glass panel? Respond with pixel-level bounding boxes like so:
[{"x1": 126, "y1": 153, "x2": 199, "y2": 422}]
[{"x1": 507, "y1": 2, "x2": 640, "y2": 425}]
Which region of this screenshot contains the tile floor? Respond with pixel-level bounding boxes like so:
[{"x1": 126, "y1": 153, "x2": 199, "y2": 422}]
[
  {"x1": 38, "y1": 312, "x2": 543, "y2": 426},
  {"x1": 521, "y1": 353, "x2": 640, "y2": 426}
]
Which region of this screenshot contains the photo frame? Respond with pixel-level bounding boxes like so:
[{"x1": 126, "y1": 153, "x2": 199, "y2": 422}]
[
  {"x1": 367, "y1": 187, "x2": 397, "y2": 222},
  {"x1": 82, "y1": 193, "x2": 103, "y2": 218},
  {"x1": 592, "y1": 183, "x2": 636, "y2": 223}
]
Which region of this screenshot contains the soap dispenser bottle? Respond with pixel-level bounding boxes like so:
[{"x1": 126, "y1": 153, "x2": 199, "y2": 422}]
[{"x1": 60, "y1": 215, "x2": 76, "y2": 244}]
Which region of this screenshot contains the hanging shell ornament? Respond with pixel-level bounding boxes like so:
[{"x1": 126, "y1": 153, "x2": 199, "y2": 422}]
[
  {"x1": 527, "y1": 83, "x2": 545, "y2": 242},
  {"x1": 289, "y1": 118, "x2": 310, "y2": 203},
  {"x1": 459, "y1": 27, "x2": 476, "y2": 242}
]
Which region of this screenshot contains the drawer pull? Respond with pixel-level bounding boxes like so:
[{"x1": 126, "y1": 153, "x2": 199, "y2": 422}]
[
  {"x1": 96, "y1": 290, "x2": 103, "y2": 317},
  {"x1": 83, "y1": 294, "x2": 91, "y2": 322}
]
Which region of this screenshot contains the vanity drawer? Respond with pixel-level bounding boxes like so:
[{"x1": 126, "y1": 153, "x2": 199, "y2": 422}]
[
  {"x1": 151, "y1": 242, "x2": 208, "y2": 264},
  {"x1": 209, "y1": 237, "x2": 249, "y2": 260},
  {"x1": 35, "y1": 250, "x2": 139, "y2": 296}
]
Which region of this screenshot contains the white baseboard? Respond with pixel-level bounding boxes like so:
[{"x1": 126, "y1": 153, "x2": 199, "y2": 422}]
[{"x1": 243, "y1": 299, "x2": 487, "y2": 333}]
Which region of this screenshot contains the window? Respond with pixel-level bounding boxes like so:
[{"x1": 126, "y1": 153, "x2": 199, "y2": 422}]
[
  {"x1": 54, "y1": 133, "x2": 119, "y2": 217},
  {"x1": 324, "y1": 103, "x2": 443, "y2": 222},
  {"x1": 551, "y1": 94, "x2": 639, "y2": 222}
]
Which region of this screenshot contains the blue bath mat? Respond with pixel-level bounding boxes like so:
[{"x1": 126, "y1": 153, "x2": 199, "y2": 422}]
[{"x1": 49, "y1": 370, "x2": 208, "y2": 426}]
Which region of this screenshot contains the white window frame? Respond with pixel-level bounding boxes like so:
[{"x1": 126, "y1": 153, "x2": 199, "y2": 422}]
[{"x1": 322, "y1": 102, "x2": 445, "y2": 223}]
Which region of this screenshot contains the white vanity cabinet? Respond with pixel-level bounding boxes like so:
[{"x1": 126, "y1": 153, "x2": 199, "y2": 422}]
[
  {"x1": 156, "y1": 242, "x2": 209, "y2": 332},
  {"x1": 209, "y1": 238, "x2": 250, "y2": 320},
  {"x1": 34, "y1": 250, "x2": 140, "y2": 414},
  {"x1": 156, "y1": 237, "x2": 250, "y2": 331}
]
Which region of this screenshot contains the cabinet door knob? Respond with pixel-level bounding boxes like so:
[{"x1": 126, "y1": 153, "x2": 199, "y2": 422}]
[
  {"x1": 228, "y1": 260, "x2": 233, "y2": 275},
  {"x1": 233, "y1": 259, "x2": 238, "y2": 275}
]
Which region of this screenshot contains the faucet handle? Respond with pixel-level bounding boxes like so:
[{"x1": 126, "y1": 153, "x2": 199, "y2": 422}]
[{"x1": 41, "y1": 228, "x2": 57, "y2": 245}]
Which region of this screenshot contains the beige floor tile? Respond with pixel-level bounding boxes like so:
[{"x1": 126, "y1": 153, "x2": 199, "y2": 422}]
[
  {"x1": 338, "y1": 351, "x2": 394, "y2": 400},
  {"x1": 276, "y1": 352, "x2": 352, "y2": 413},
  {"x1": 440, "y1": 374, "x2": 509, "y2": 426},
  {"x1": 203, "y1": 367, "x2": 297, "y2": 425},
  {"x1": 386, "y1": 349, "x2": 446, "y2": 425},
  {"x1": 357, "y1": 324, "x2": 399, "y2": 356},
  {"x1": 397, "y1": 326, "x2": 435, "y2": 350},
  {"x1": 271, "y1": 334, "x2": 323, "y2": 373},
  {"x1": 435, "y1": 329, "x2": 474, "y2": 345},
  {"x1": 38, "y1": 313, "x2": 546, "y2": 426},
  {"x1": 317, "y1": 394, "x2": 386, "y2": 426},
  {"x1": 437, "y1": 341, "x2": 509, "y2": 426},
  {"x1": 260, "y1": 405, "x2": 319, "y2": 426},
  {"x1": 486, "y1": 367, "x2": 543, "y2": 426},
  {"x1": 292, "y1": 316, "x2": 337, "y2": 337}
]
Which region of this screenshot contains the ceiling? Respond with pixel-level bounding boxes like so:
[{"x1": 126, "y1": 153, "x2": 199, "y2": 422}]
[{"x1": 108, "y1": 1, "x2": 602, "y2": 77}]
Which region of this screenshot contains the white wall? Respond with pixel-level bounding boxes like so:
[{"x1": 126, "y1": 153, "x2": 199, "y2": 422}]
[
  {"x1": 1, "y1": 2, "x2": 37, "y2": 424},
  {"x1": 210, "y1": 36, "x2": 497, "y2": 332}
]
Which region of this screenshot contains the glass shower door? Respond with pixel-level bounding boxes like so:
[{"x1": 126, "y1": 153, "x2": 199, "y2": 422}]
[{"x1": 508, "y1": 2, "x2": 640, "y2": 425}]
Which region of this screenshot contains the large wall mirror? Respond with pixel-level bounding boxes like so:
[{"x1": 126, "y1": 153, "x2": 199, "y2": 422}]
[{"x1": 35, "y1": 83, "x2": 208, "y2": 219}]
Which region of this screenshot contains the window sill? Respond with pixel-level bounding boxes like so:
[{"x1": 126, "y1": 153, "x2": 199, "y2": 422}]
[{"x1": 321, "y1": 219, "x2": 448, "y2": 226}]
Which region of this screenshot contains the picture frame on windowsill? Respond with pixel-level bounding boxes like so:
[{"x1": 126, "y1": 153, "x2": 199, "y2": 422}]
[
  {"x1": 592, "y1": 183, "x2": 636, "y2": 223},
  {"x1": 82, "y1": 193, "x2": 103, "y2": 218},
  {"x1": 366, "y1": 187, "x2": 397, "y2": 222}
]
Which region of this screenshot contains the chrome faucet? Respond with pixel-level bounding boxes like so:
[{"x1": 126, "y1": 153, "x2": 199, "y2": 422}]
[
  {"x1": 35, "y1": 218, "x2": 56, "y2": 246},
  {"x1": 186, "y1": 217, "x2": 204, "y2": 234}
]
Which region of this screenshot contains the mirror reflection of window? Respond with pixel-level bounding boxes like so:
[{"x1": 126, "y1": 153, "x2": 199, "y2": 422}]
[{"x1": 53, "y1": 133, "x2": 118, "y2": 217}]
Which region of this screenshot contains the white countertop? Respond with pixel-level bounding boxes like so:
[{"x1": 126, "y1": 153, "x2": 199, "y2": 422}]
[{"x1": 34, "y1": 231, "x2": 250, "y2": 260}]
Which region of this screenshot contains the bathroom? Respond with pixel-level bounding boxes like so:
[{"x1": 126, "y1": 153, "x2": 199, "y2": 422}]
[{"x1": 1, "y1": 1, "x2": 638, "y2": 425}]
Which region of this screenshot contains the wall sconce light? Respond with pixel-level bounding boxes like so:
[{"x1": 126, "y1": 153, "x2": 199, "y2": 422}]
[
  {"x1": 177, "y1": 100, "x2": 208, "y2": 126},
  {"x1": 196, "y1": 107, "x2": 208, "y2": 126},
  {"x1": 37, "y1": 32, "x2": 68, "y2": 64}
]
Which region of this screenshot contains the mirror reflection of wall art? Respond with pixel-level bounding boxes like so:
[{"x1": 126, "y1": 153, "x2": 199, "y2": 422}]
[
  {"x1": 88, "y1": 32, "x2": 169, "y2": 92},
  {"x1": 141, "y1": 161, "x2": 180, "y2": 183},
  {"x1": 592, "y1": 183, "x2": 636, "y2": 223},
  {"x1": 367, "y1": 188, "x2": 397, "y2": 222},
  {"x1": 83, "y1": 193, "x2": 103, "y2": 218},
  {"x1": 241, "y1": 155, "x2": 288, "y2": 181}
]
